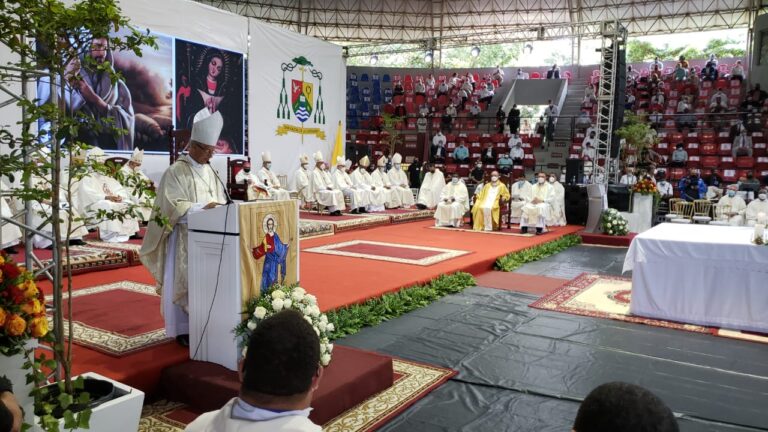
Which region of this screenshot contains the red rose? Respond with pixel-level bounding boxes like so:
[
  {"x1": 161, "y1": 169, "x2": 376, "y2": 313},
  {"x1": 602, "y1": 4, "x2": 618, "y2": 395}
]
[{"x1": 2, "y1": 263, "x2": 21, "y2": 281}]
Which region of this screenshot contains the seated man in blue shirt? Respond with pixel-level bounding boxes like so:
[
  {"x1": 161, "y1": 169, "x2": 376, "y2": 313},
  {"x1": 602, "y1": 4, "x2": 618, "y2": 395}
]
[
  {"x1": 678, "y1": 169, "x2": 707, "y2": 202},
  {"x1": 497, "y1": 154, "x2": 513, "y2": 174},
  {"x1": 453, "y1": 140, "x2": 470, "y2": 163}
]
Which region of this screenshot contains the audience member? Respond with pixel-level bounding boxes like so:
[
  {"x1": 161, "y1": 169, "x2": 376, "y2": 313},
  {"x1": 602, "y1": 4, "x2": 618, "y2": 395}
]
[
  {"x1": 650, "y1": 89, "x2": 665, "y2": 107},
  {"x1": 431, "y1": 132, "x2": 446, "y2": 162},
  {"x1": 671, "y1": 144, "x2": 688, "y2": 164},
  {"x1": 426, "y1": 74, "x2": 436, "y2": 90},
  {"x1": 582, "y1": 138, "x2": 597, "y2": 161},
  {"x1": 651, "y1": 56, "x2": 664, "y2": 72},
  {"x1": 416, "y1": 114, "x2": 428, "y2": 134},
  {"x1": 506, "y1": 105, "x2": 521, "y2": 135},
  {"x1": 649, "y1": 109, "x2": 663, "y2": 130},
  {"x1": 492, "y1": 65, "x2": 505, "y2": 85},
  {"x1": 469, "y1": 102, "x2": 481, "y2": 120},
  {"x1": 437, "y1": 80, "x2": 449, "y2": 96},
  {"x1": 497, "y1": 154, "x2": 513, "y2": 174},
  {"x1": 469, "y1": 161, "x2": 485, "y2": 184},
  {"x1": 546, "y1": 64, "x2": 561, "y2": 79},
  {"x1": 408, "y1": 159, "x2": 422, "y2": 188},
  {"x1": 678, "y1": 55, "x2": 689, "y2": 69},
  {"x1": 457, "y1": 87, "x2": 469, "y2": 110},
  {"x1": 745, "y1": 189, "x2": 768, "y2": 226},
  {"x1": 706, "y1": 53, "x2": 718, "y2": 68},
  {"x1": 453, "y1": 140, "x2": 470, "y2": 163},
  {"x1": 733, "y1": 130, "x2": 753, "y2": 157},
  {"x1": 678, "y1": 169, "x2": 707, "y2": 201},
  {"x1": 515, "y1": 68, "x2": 528, "y2": 80},
  {"x1": 185, "y1": 310, "x2": 323, "y2": 432},
  {"x1": 479, "y1": 85, "x2": 494, "y2": 105},
  {"x1": 717, "y1": 185, "x2": 747, "y2": 225},
  {"x1": 393, "y1": 81, "x2": 404, "y2": 96},
  {"x1": 747, "y1": 84, "x2": 767, "y2": 105},
  {"x1": 585, "y1": 85, "x2": 596, "y2": 102},
  {"x1": 520, "y1": 119, "x2": 532, "y2": 135},
  {"x1": 676, "y1": 108, "x2": 696, "y2": 132},
  {"x1": 496, "y1": 107, "x2": 506, "y2": 133},
  {"x1": 619, "y1": 167, "x2": 638, "y2": 186},
  {"x1": 572, "y1": 382, "x2": 679, "y2": 432},
  {"x1": 393, "y1": 102, "x2": 406, "y2": 118},
  {"x1": 673, "y1": 63, "x2": 688, "y2": 81},
  {"x1": 701, "y1": 62, "x2": 718, "y2": 81},
  {"x1": 739, "y1": 172, "x2": 761, "y2": 193},
  {"x1": 414, "y1": 79, "x2": 426, "y2": 96},
  {"x1": 575, "y1": 111, "x2": 592, "y2": 130},
  {"x1": 730, "y1": 61, "x2": 744, "y2": 82},
  {"x1": 656, "y1": 172, "x2": 674, "y2": 198},
  {"x1": 481, "y1": 143, "x2": 497, "y2": 164}
]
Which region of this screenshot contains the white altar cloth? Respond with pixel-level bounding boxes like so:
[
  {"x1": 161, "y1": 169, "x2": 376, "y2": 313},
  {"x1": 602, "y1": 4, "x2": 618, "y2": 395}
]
[{"x1": 623, "y1": 223, "x2": 768, "y2": 333}]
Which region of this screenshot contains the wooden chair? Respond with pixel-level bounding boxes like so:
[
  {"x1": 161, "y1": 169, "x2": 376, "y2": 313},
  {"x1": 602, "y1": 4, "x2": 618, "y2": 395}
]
[
  {"x1": 168, "y1": 129, "x2": 191, "y2": 164},
  {"x1": 670, "y1": 201, "x2": 694, "y2": 223},
  {"x1": 692, "y1": 199, "x2": 712, "y2": 224},
  {"x1": 710, "y1": 203, "x2": 731, "y2": 226},
  {"x1": 226, "y1": 157, "x2": 251, "y2": 201},
  {"x1": 664, "y1": 198, "x2": 683, "y2": 221}
]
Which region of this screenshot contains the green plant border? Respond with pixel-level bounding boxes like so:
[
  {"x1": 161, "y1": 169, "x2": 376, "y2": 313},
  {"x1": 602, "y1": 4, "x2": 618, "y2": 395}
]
[
  {"x1": 494, "y1": 234, "x2": 582, "y2": 272},
  {"x1": 325, "y1": 272, "x2": 475, "y2": 339}
]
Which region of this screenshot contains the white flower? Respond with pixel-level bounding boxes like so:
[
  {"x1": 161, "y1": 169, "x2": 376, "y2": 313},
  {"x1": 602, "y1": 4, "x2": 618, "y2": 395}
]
[
  {"x1": 272, "y1": 298, "x2": 284, "y2": 311},
  {"x1": 317, "y1": 321, "x2": 327, "y2": 332},
  {"x1": 608, "y1": 230, "x2": 613, "y2": 234},
  {"x1": 283, "y1": 299, "x2": 293, "y2": 309},
  {"x1": 305, "y1": 294, "x2": 318, "y2": 305},
  {"x1": 304, "y1": 316, "x2": 313, "y2": 325},
  {"x1": 271, "y1": 290, "x2": 285, "y2": 300},
  {"x1": 326, "y1": 343, "x2": 334, "y2": 354},
  {"x1": 326, "y1": 323, "x2": 335, "y2": 332},
  {"x1": 320, "y1": 353, "x2": 331, "y2": 366},
  {"x1": 606, "y1": 222, "x2": 612, "y2": 227},
  {"x1": 253, "y1": 306, "x2": 267, "y2": 319},
  {"x1": 241, "y1": 347, "x2": 248, "y2": 357},
  {"x1": 292, "y1": 287, "x2": 307, "y2": 296},
  {"x1": 247, "y1": 320, "x2": 257, "y2": 330},
  {"x1": 313, "y1": 326, "x2": 320, "y2": 336},
  {"x1": 310, "y1": 306, "x2": 321, "y2": 317},
  {"x1": 292, "y1": 291, "x2": 305, "y2": 302},
  {"x1": 320, "y1": 315, "x2": 328, "y2": 324}
]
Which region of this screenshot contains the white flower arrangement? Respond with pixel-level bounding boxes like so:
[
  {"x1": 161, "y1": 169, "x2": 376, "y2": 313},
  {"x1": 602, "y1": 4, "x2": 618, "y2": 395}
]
[
  {"x1": 600, "y1": 208, "x2": 629, "y2": 236},
  {"x1": 237, "y1": 285, "x2": 335, "y2": 366}
]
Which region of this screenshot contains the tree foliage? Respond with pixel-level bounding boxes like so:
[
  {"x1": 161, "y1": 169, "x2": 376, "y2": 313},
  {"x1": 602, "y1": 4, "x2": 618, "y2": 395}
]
[
  {"x1": 626, "y1": 38, "x2": 745, "y2": 63},
  {"x1": 347, "y1": 43, "x2": 522, "y2": 69}
]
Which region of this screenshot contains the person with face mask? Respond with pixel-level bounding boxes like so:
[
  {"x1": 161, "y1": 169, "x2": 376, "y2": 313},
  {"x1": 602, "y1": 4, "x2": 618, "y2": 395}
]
[
  {"x1": 331, "y1": 157, "x2": 370, "y2": 214},
  {"x1": 581, "y1": 131, "x2": 597, "y2": 161},
  {"x1": 732, "y1": 131, "x2": 753, "y2": 158},
  {"x1": 620, "y1": 167, "x2": 638, "y2": 186},
  {"x1": 293, "y1": 154, "x2": 313, "y2": 207},
  {"x1": 655, "y1": 173, "x2": 674, "y2": 199},
  {"x1": 370, "y1": 156, "x2": 401, "y2": 209},
  {"x1": 509, "y1": 174, "x2": 532, "y2": 224},
  {"x1": 236, "y1": 160, "x2": 269, "y2": 202},
  {"x1": 678, "y1": 169, "x2": 706, "y2": 202},
  {"x1": 416, "y1": 164, "x2": 446, "y2": 210},
  {"x1": 453, "y1": 140, "x2": 470, "y2": 163},
  {"x1": 745, "y1": 189, "x2": 768, "y2": 226},
  {"x1": 716, "y1": 184, "x2": 747, "y2": 226},
  {"x1": 350, "y1": 156, "x2": 386, "y2": 212},
  {"x1": 471, "y1": 171, "x2": 511, "y2": 231},
  {"x1": 470, "y1": 161, "x2": 485, "y2": 185},
  {"x1": 431, "y1": 132, "x2": 446, "y2": 163},
  {"x1": 387, "y1": 153, "x2": 415, "y2": 208},
  {"x1": 258, "y1": 152, "x2": 291, "y2": 201},
  {"x1": 119, "y1": 148, "x2": 154, "y2": 221},
  {"x1": 508, "y1": 135, "x2": 524, "y2": 165},
  {"x1": 310, "y1": 151, "x2": 345, "y2": 216},
  {"x1": 520, "y1": 172, "x2": 554, "y2": 234},
  {"x1": 547, "y1": 173, "x2": 567, "y2": 226},
  {"x1": 434, "y1": 173, "x2": 470, "y2": 227}
]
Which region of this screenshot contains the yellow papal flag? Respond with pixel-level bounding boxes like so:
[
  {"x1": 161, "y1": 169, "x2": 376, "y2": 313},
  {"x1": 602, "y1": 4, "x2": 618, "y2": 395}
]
[{"x1": 331, "y1": 120, "x2": 344, "y2": 164}]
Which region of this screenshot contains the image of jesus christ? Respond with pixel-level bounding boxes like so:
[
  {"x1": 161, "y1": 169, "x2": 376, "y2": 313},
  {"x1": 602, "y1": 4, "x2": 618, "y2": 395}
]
[{"x1": 251, "y1": 215, "x2": 289, "y2": 294}]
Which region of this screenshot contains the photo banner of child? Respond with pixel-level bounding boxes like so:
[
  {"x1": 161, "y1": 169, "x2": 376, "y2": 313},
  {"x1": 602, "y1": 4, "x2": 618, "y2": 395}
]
[{"x1": 238, "y1": 200, "x2": 299, "y2": 304}]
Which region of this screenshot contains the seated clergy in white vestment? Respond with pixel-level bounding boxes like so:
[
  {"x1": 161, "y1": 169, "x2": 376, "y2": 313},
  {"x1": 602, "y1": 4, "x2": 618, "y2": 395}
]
[
  {"x1": 310, "y1": 151, "x2": 345, "y2": 216},
  {"x1": 547, "y1": 173, "x2": 567, "y2": 226},
  {"x1": 76, "y1": 147, "x2": 140, "y2": 243},
  {"x1": 520, "y1": 172, "x2": 554, "y2": 235},
  {"x1": 471, "y1": 171, "x2": 511, "y2": 231},
  {"x1": 258, "y1": 152, "x2": 291, "y2": 201},
  {"x1": 745, "y1": 189, "x2": 768, "y2": 226},
  {"x1": 434, "y1": 172, "x2": 469, "y2": 227},
  {"x1": 1, "y1": 193, "x2": 22, "y2": 253},
  {"x1": 184, "y1": 311, "x2": 322, "y2": 432},
  {"x1": 509, "y1": 174, "x2": 532, "y2": 224},
  {"x1": 350, "y1": 156, "x2": 386, "y2": 212},
  {"x1": 416, "y1": 163, "x2": 445, "y2": 210},
  {"x1": 716, "y1": 184, "x2": 747, "y2": 226},
  {"x1": 119, "y1": 148, "x2": 154, "y2": 221},
  {"x1": 293, "y1": 154, "x2": 313, "y2": 207},
  {"x1": 332, "y1": 157, "x2": 370, "y2": 214},
  {"x1": 371, "y1": 156, "x2": 401, "y2": 209},
  {"x1": 236, "y1": 161, "x2": 269, "y2": 202},
  {"x1": 387, "y1": 153, "x2": 415, "y2": 208}
]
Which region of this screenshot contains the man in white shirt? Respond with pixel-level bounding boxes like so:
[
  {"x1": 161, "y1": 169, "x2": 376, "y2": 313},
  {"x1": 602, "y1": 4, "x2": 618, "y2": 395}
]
[
  {"x1": 619, "y1": 167, "x2": 638, "y2": 186},
  {"x1": 371, "y1": 156, "x2": 400, "y2": 209},
  {"x1": 185, "y1": 310, "x2": 323, "y2": 432},
  {"x1": 516, "y1": 68, "x2": 528, "y2": 80},
  {"x1": 293, "y1": 154, "x2": 312, "y2": 207},
  {"x1": 237, "y1": 161, "x2": 269, "y2": 202},
  {"x1": 387, "y1": 153, "x2": 415, "y2": 208},
  {"x1": 745, "y1": 189, "x2": 768, "y2": 226},
  {"x1": 651, "y1": 57, "x2": 664, "y2": 72},
  {"x1": 520, "y1": 172, "x2": 554, "y2": 235},
  {"x1": 509, "y1": 137, "x2": 525, "y2": 165},
  {"x1": 333, "y1": 157, "x2": 369, "y2": 214},
  {"x1": 416, "y1": 163, "x2": 445, "y2": 210},
  {"x1": 258, "y1": 152, "x2": 291, "y2": 201},
  {"x1": 434, "y1": 172, "x2": 469, "y2": 227},
  {"x1": 310, "y1": 152, "x2": 344, "y2": 215},
  {"x1": 431, "y1": 131, "x2": 447, "y2": 163},
  {"x1": 582, "y1": 130, "x2": 598, "y2": 161},
  {"x1": 656, "y1": 174, "x2": 674, "y2": 198},
  {"x1": 717, "y1": 185, "x2": 747, "y2": 226}
]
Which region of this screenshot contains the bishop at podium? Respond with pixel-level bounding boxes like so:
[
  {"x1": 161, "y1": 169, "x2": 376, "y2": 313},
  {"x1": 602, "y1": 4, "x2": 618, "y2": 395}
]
[{"x1": 140, "y1": 108, "x2": 227, "y2": 347}]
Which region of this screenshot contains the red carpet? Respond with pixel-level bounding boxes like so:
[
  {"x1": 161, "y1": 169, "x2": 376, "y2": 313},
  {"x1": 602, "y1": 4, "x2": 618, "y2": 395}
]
[
  {"x1": 300, "y1": 220, "x2": 584, "y2": 311},
  {"x1": 579, "y1": 230, "x2": 636, "y2": 247},
  {"x1": 304, "y1": 239, "x2": 471, "y2": 266},
  {"x1": 475, "y1": 272, "x2": 568, "y2": 296}
]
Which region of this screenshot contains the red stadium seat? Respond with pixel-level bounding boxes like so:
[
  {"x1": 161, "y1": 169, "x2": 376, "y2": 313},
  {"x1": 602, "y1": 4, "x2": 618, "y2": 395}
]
[
  {"x1": 720, "y1": 169, "x2": 737, "y2": 182},
  {"x1": 719, "y1": 156, "x2": 735, "y2": 169},
  {"x1": 669, "y1": 168, "x2": 686, "y2": 181},
  {"x1": 755, "y1": 157, "x2": 768, "y2": 171},
  {"x1": 523, "y1": 154, "x2": 536, "y2": 168},
  {"x1": 686, "y1": 155, "x2": 701, "y2": 168},
  {"x1": 735, "y1": 157, "x2": 755, "y2": 169},
  {"x1": 699, "y1": 143, "x2": 717, "y2": 155},
  {"x1": 718, "y1": 143, "x2": 732, "y2": 156},
  {"x1": 754, "y1": 142, "x2": 767, "y2": 157},
  {"x1": 530, "y1": 72, "x2": 541, "y2": 79},
  {"x1": 700, "y1": 156, "x2": 720, "y2": 169},
  {"x1": 685, "y1": 142, "x2": 700, "y2": 155}
]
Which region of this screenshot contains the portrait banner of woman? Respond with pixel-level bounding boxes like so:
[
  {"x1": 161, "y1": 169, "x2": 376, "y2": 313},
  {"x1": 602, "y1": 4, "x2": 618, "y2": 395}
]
[
  {"x1": 175, "y1": 39, "x2": 245, "y2": 155},
  {"x1": 238, "y1": 200, "x2": 299, "y2": 304}
]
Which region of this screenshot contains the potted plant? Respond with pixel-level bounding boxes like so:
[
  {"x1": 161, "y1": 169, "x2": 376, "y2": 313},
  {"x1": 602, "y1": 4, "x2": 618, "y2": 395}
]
[
  {"x1": 0, "y1": 0, "x2": 158, "y2": 430},
  {"x1": 615, "y1": 113, "x2": 659, "y2": 169}
]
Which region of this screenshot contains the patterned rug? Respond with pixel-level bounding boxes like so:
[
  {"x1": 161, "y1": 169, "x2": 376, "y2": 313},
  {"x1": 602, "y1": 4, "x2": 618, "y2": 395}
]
[
  {"x1": 16, "y1": 245, "x2": 131, "y2": 276},
  {"x1": 304, "y1": 240, "x2": 471, "y2": 266},
  {"x1": 87, "y1": 241, "x2": 142, "y2": 265},
  {"x1": 429, "y1": 226, "x2": 535, "y2": 237},
  {"x1": 300, "y1": 220, "x2": 335, "y2": 239},
  {"x1": 384, "y1": 209, "x2": 435, "y2": 224},
  {"x1": 138, "y1": 359, "x2": 455, "y2": 432},
  {"x1": 45, "y1": 281, "x2": 170, "y2": 356},
  {"x1": 301, "y1": 211, "x2": 392, "y2": 233},
  {"x1": 530, "y1": 274, "x2": 768, "y2": 345}
]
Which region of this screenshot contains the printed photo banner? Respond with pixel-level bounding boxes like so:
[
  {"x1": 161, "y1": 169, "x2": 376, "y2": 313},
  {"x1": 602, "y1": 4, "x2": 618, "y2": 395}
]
[{"x1": 238, "y1": 200, "x2": 300, "y2": 305}]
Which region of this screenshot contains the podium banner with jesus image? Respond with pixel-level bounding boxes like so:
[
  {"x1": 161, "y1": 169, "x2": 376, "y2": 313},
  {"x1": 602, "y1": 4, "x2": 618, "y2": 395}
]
[{"x1": 238, "y1": 200, "x2": 299, "y2": 303}]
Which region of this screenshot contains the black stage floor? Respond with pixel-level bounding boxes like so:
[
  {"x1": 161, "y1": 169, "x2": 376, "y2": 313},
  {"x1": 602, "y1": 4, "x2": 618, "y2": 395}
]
[{"x1": 338, "y1": 247, "x2": 768, "y2": 431}]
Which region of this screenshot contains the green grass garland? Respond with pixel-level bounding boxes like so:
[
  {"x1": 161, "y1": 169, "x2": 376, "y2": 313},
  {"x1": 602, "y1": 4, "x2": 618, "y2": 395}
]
[
  {"x1": 494, "y1": 234, "x2": 582, "y2": 272},
  {"x1": 325, "y1": 272, "x2": 475, "y2": 340}
]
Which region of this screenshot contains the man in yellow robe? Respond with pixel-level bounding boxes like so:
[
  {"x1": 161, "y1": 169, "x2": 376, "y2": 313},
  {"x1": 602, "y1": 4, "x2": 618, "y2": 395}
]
[
  {"x1": 472, "y1": 171, "x2": 510, "y2": 231},
  {"x1": 520, "y1": 172, "x2": 554, "y2": 235}
]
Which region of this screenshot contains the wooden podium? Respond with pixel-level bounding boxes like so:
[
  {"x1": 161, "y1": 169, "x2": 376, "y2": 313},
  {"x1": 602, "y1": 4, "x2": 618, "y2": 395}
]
[{"x1": 187, "y1": 200, "x2": 299, "y2": 370}]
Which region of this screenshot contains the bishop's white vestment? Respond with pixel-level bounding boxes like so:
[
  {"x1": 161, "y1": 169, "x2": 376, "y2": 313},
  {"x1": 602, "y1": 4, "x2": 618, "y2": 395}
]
[
  {"x1": 333, "y1": 169, "x2": 370, "y2": 210},
  {"x1": 258, "y1": 167, "x2": 291, "y2": 201},
  {"x1": 371, "y1": 169, "x2": 401, "y2": 208},
  {"x1": 311, "y1": 168, "x2": 345, "y2": 211},
  {"x1": 76, "y1": 172, "x2": 140, "y2": 242},
  {"x1": 520, "y1": 183, "x2": 554, "y2": 229},
  {"x1": 434, "y1": 181, "x2": 469, "y2": 227},
  {"x1": 716, "y1": 195, "x2": 747, "y2": 226},
  {"x1": 387, "y1": 168, "x2": 415, "y2": 207},
  {"x1": 119, "y1": 164, "x2": 153, "y2": 221},
  {"x1": 417, "y1": 169, "x2": 445, "y2": 209},
  {"x1": 745, "y1": 199, "x2": 768, "y2": 226},
  {"x1": 350, "y1": 168, "x2": 386, "y2": 212}
]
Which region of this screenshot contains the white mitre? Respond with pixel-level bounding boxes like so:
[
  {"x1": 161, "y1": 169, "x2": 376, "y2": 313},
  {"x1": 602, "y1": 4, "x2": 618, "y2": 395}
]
[
  {"x1": 313, "y1": 151, "x2": 324, "y2": 163},
  {"x1": 130, "y1": 147, "x2": 144, "y2": 164},
  {"x1": 191, "y1": 108, "x2": 223, "y2": 147},
  {"x1": 392, "y1": 153, "x2": 403, "y2": 164}
]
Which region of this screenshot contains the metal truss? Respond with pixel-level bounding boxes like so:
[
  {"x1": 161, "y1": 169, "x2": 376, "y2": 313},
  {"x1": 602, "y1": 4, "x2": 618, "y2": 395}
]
[
  {"x1": 196, "y1": 0, "x2": 758, "y2": 50},
  {"x1": 592, "y1": 20, "x2": 626, "y2": 185}
]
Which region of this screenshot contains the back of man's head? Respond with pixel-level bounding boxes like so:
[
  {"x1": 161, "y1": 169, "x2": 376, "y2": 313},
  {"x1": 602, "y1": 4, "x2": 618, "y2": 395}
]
[
  {"x1": 241, "y1": 310, "x2": 320, "y2": 398},
  {"x1": 0, "y1": 401, "x2": 12, "y2": 432},
  {"x1": 573, "y1": 382, "x2": 679, "y2": 432}
]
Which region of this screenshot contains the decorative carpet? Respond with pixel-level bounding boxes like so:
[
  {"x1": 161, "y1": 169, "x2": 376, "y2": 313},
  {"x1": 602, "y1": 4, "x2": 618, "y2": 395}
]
[
  {"x1": 385, "y1": 208, "x2": 435, "y2": 224},
  {"x1": 138, "y1": 359, "x2": 456, "y2": 432},
  {"x1": 530, "y1": 273, "x2": 768, "y2": 345},
  {"x1": 44, "y1": 281, "x2": 170, "y2": 356},
  {"x1": 304, "y1": 240, "x2": 471, "y2": 266},
  {"x1": 300, "y1": 219, "x2": 335, "y2": 239},
  {"x1": 301, "y1": 211, "x2": 392, "y2": 233},
  {"x1": 15, "y1": 245, "x2": 130, "y2": 276},
  {"x1": 429, "y1": 225, "x2": 536, "y2": 237},
  {"x1": 87, "y1": 241, "x2": 142, "y2": 265}
]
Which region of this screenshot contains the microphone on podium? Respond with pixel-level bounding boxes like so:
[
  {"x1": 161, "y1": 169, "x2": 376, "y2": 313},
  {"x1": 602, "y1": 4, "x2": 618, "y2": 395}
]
[{"x1": 209, "y1": 162, "x2": 234, "y2": 205}]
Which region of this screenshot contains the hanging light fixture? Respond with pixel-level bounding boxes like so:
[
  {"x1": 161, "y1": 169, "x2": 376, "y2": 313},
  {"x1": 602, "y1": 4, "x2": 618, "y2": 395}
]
[
  {"x1": 470, "y1": 46, "x2": 481, "y2": 57},
  {"x1": 370, "y1": 54, "x2": 379, "y2": 65},
  {"x1": 424, "y1": 50, "x2": 434, "y2": 62}
]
